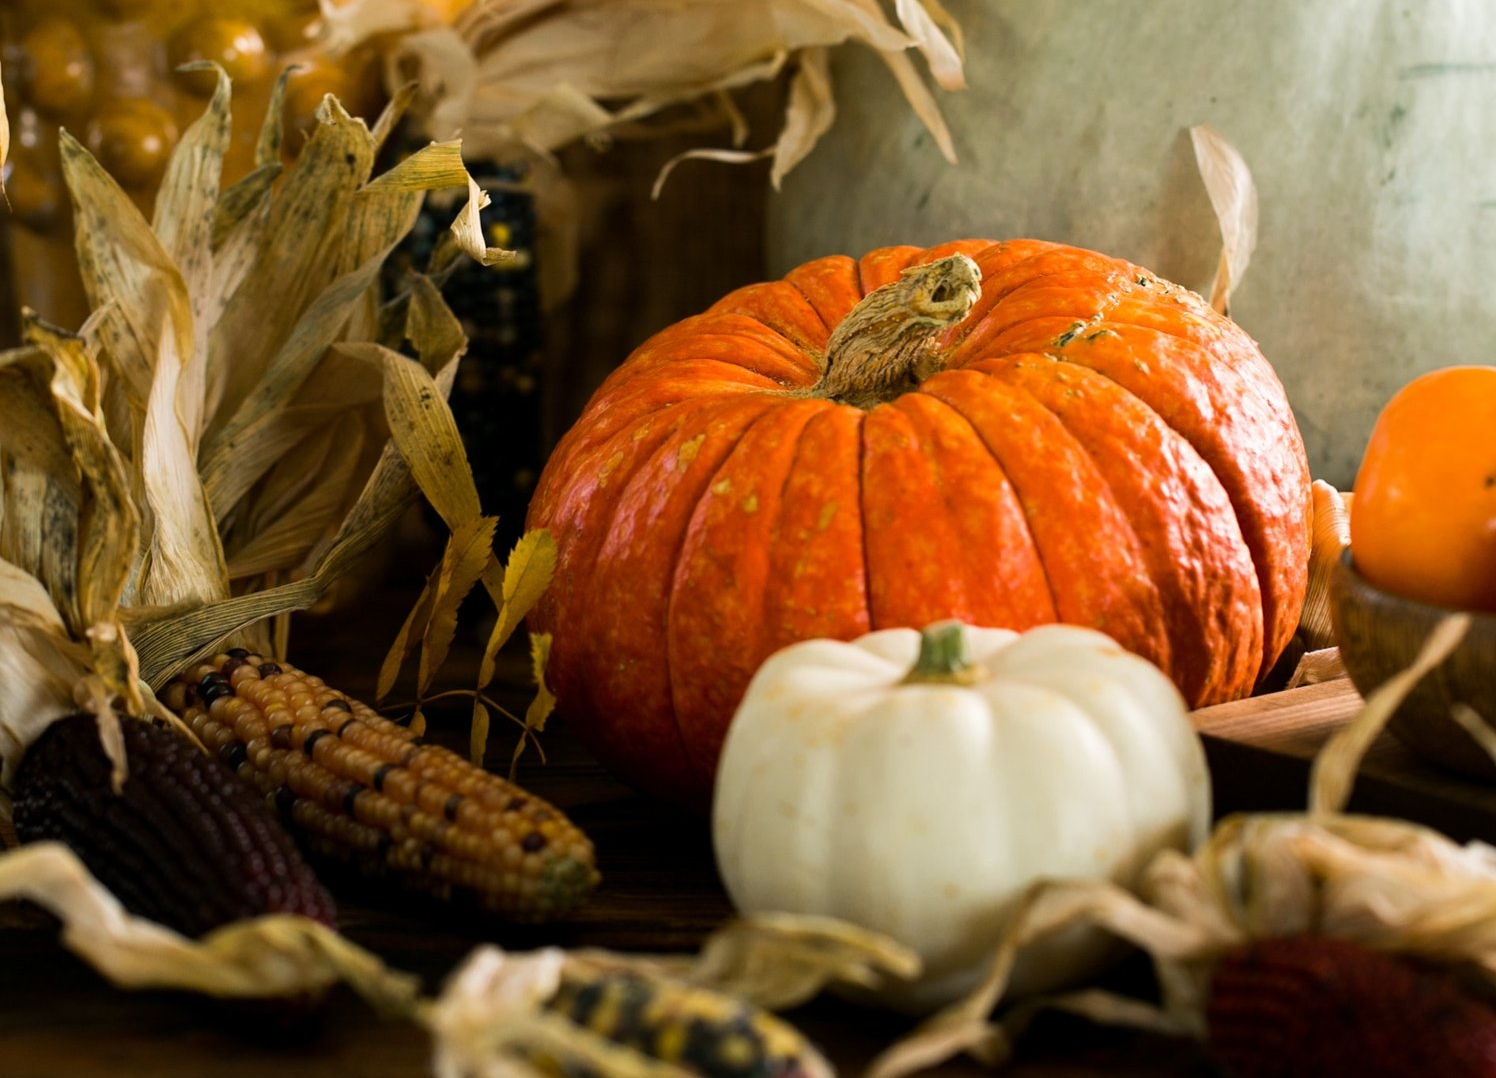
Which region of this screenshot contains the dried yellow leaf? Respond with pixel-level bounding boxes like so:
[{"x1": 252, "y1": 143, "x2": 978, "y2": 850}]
[
  {"x1": 480, "y1": 529, "x2": 557, "y2": 687},
  {"x1": 378, "y1": 563, "x2": 442, "y2": 702},
  {"x1": 469, "y1": 699, "x2": 491, "y2": 768},
  {"x1": 419, "y1": 516, "x2": 499, "y2": 695},
  {"x1": 509, "y1": 631, "x2": 556, "y2": 780}
]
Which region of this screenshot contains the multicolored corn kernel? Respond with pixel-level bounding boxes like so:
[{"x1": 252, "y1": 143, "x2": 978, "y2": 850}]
[
  {"x1": 536, "y1": 969, "x2": 829, "y2": 1078},
  {"x1": 12, "y1": 710, "x2": 336, "y2": 938},
  {"x1": 162, "y1": 651, "x2": 599, "y2": 922}
]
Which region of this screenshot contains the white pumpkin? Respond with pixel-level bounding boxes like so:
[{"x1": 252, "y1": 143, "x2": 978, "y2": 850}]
[
  {"x1": 767, "y1": 0, "x2": 1496, "y2": 487},
  {"x1": 711, "y1": 621, "x2": 1211, "y2": 1013}
]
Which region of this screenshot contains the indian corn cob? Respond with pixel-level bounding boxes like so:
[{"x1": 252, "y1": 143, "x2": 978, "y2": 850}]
[
  {"x1": 1207, "y1": 934, "x2": 1496, "y2": 1077},
  {"x1": 535, "y1": 967, "x2": 830, "y2": 1078},
  {"x1": 12, "y1": 711, "x2": 337, "y2": 938},
  {"x1": 161, "y1": 649, "x2": 599, "y2": 922}
]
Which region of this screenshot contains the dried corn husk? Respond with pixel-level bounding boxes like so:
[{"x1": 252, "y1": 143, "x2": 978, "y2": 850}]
[
  {"x1": 2, "y1": 72, "x2": 558, "y2": 851},
  {"x1": 1300, "y1": 479, "x2": 1352, "y2": 651},
  {"x1": 866, "y1": 614, "x2": 1478, "y2": 1078},
  {"x1": 426, "y1": 914, "x2": 920, "y2": 1078},
  {"x1": 322, "y1": 0, "x2": 966, "y2": 187},
  {"x1": 0, "y1": 841, "x2": 420, "y2": 1008},
  {"x1": 0, "y1": 833, "x2": 913, "y2": 1076},
  {"x1": 1190, "y1": 123, "x2": 1258, "y2": 317}
]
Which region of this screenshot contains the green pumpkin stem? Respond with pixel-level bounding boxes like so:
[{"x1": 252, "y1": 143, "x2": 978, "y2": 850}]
[
  {"x1": 815, "y1": 253, "x2": 982, "y2": 408},
  {"x1": 903, "y1": 620, "x2": 986, "y2": 686}
]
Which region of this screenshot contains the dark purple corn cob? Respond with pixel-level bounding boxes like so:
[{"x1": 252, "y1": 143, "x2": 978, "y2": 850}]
[
  {"x1": 1207, "y1": 935, "x2": 1496, "y2": 1078},
  {"x1": 12, "y1": 711, "x2": 337, "y2": 937}
]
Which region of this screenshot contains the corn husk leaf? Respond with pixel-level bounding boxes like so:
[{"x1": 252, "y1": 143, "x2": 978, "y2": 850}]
[
  {"x1": 0, "y1": 560, "x2": 91, "y2": 788},
  {"x1": 0, "y1": 346, "x2": 89, "y2": 629},
  {"x1": 125, "y1": 433, "x2": 427, "y2": 687},
  {"x1": 19, "y1": 322, "x2": 137, "y2": 632},
  {"x1": 3, "y1": 81, "x2": 524, "y2": 701},
  {"x1": 1309, "y1": 613, "x2": 1471, "y2": 815},
  {"x1": 0, "y1": 842, "x2": 420, "y2": 1008},
  {"x1": 326, "y1": 0, "x2": 966, "y2": 195},
  {"x1": 427, "y1": 947, "x2": 712, "y2": 1078},
  {"x1": 867, "y1": 613, "x2": 1483, "y2": 1078},
  {"x1": 1300, "y1": 479, "x2": 1352, "y2": 651},
  {"x1": 427, "y1": 913, "x2": 920, "y2": 1078},
  {"x1": 1284, "y1": 646, "x2": 1345, "y2": 690},
  {"x1": 450, "y1": 176, "x2": 526, "y2": 267},
  {"x1": 1190, "y1": 123, "x2": 1258, "y2": 316},
  {"x1": 374, "y1": 343, "x2": 482, "y2": 527},
  {"x1": 661, "y1": 912, "x2": 923, "y2": 1010}
]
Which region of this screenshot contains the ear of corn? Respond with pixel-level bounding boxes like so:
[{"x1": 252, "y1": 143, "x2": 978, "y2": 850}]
[
  {"x1": 12, "y1": 711, "x2": 336, "y2": 939},
  {"x1": 537, "y1": 968, "x2": 830, "y2": 1078},
  {"x1": 1207, "y1": 935, "x2": 1496, "y2": 1078},
  {"x1": 161, "y1": 649, "x2": 599, "y2": 922}
]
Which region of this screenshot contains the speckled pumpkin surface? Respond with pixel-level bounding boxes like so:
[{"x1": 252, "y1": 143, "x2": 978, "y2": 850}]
[{"x1": 527, "y1": 240, "x2": 1312, "y2": 808}]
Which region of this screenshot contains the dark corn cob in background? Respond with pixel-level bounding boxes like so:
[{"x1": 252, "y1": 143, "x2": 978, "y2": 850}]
[
  {"x1": 13, "y1": 711, "x2": 337, "y2": 938},
  {"x1": 1207, "y1": 934, "x2": 1496, "y2": 1078},
  {"x1": 533, "y1": 968, "x2": 830, "y2": 1078},
  {"x1": 161, "y1": 650, "x2": 600, "y2": 923}
]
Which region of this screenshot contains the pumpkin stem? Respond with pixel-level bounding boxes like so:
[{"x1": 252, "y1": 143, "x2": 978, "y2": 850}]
[
  {"x1": 815, "y1": 253, "x2": 982, "y2": 408},
  {"x1": 903, "y1": 620, "x2": 986, "y2": 686}
]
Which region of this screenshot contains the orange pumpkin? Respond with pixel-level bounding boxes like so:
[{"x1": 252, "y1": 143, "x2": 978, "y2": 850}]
[
  {"x1": 527, "y1": 240, "x2": 1312, "y2": 808},
  {"x1": 1349, "y1": 365, "x2": 1496, "y2": 612}
]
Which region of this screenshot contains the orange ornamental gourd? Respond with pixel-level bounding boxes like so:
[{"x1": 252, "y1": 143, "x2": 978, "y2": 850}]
[
  {"x1": 526, "y1": 241, "x2": 1312, "y2": 808},
  {"x1": 1349, "y1": 365, "x2": 1496, "y2": 613}
]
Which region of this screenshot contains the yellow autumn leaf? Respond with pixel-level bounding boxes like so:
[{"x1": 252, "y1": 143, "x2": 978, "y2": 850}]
[
  {"x1": 509, "y1": 631, "x2": 557, "y2": 780},
  {"x1": 469, "y1": 699, "x2": 490, "y2": 768},
  {"x1": 479, "y1": 529, "x2": 557, "y2": 688},
  {"x1": 378, "y1": 563, "x2": 442, "y2": 703},
  {"x1": 418, "y1": 518, "x2": 499, "y2": 696}
]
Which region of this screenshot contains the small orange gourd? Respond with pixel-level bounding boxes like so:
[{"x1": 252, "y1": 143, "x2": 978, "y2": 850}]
[{"x1": 1350, "y1": 365, "x2": 1496, "y2": 613}]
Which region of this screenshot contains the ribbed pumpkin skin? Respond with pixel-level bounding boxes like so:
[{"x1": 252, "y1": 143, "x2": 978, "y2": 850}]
[{"x1": 527, "y1": 240, "x2": 1311, "y2": 808}]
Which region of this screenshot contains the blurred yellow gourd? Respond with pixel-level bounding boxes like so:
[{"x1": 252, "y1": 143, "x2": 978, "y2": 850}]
[{"x1": 0, "y1": 0, "x2": 468, "y2": 328}]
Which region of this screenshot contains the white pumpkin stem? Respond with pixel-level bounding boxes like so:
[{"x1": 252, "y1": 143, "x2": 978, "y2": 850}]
[
  {"x1": 816, "y1": 254, "x2": 982, "y2": 408},
  {"x1": 903, "y1": 620, "x2": 986, "y2": 686}
]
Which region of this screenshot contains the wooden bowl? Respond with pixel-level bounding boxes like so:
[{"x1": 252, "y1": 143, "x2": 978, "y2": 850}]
[{"x1": 1330, "y1": 551, "x2": 1496, "y2": 779}]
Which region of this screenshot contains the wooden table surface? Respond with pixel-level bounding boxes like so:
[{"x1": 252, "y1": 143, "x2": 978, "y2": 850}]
[{"x1": 11, "y1": 562, "x2": 1489, "y2": 1078}]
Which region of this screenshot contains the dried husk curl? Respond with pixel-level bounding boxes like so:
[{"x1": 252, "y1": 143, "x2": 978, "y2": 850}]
[
  {"x1": 0, "y1": 834, "x2": 917, "y2": 1078},
  {"x1": 425, "y1": 913, "x2": 920, "y2": 1078},
  {"x1": 322, "y1": 0, "x2": 967, "y2": 189},
  {"x1": 0, "y1": 842, "x2": 419, "y2": 1008}
]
